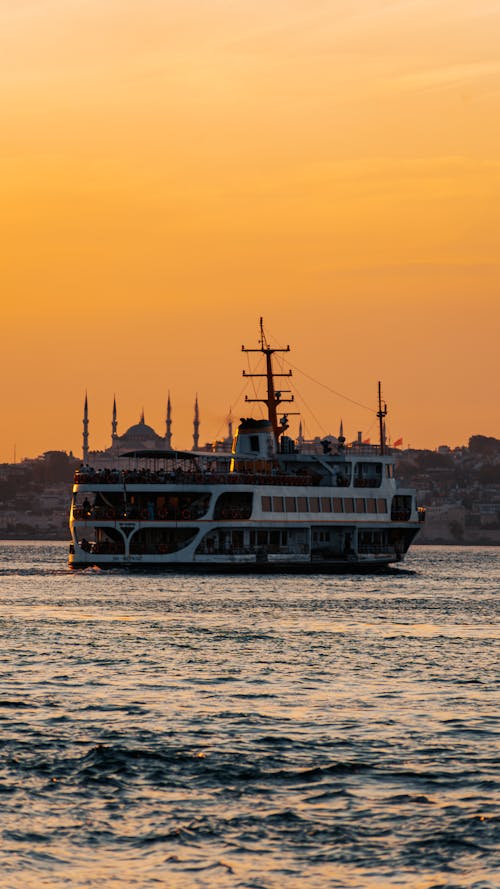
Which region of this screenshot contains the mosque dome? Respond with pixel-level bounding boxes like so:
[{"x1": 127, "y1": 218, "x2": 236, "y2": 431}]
[
  {"x1": 117, "y1": 415, "x2": 164, "y2": 449},
  {"x1": 122, "y1": 421, "x2": 159, "y2": 440}
]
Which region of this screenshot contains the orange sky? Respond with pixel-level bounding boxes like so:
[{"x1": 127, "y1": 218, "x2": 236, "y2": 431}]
[{"x1": 1, "y1": 0, "x2": 499, "y2": 460}]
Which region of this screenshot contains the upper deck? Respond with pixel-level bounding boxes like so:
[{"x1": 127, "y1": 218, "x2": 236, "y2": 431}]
[
  {"x1": 74, "y1": 448, "x2": 399, "y2": 492},
  {"x1": 74, "y1": 467, "x2": 313, "y2": 490}
]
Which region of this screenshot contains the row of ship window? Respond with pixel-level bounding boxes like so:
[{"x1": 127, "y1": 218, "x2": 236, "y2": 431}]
[{"x1": 261, "y1": 495, "x2": 388, "y2": 514}]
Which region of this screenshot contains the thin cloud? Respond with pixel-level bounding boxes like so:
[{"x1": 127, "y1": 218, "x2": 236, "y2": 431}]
[{"x1": 391, "y1": 59, "x2": 500, "y2": 93}]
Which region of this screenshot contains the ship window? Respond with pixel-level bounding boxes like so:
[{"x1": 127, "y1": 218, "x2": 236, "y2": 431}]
[
  {"x1": 355, "y1": 498, "x2": 366, "y2": 513},
  {"x1": 74, "y1": 490, "x2": 129, "y2": 521},
  {"x1": 354, "y1": 462, "x2": 383, "y2": 487},
  {"x1": 232, "y1": 530, "x2": 244, "y2": 548},
  {"x1": 196, "y1": 526, "x2": 255, "y2": 555},
  {"x1": 359, "y1": 529, "x2": 387, "y2": 552},
  {"x1": 262, "y1": 496, "x2": 272, "y2": 512},
  {"x1": 391, "y1": 495, "x2": 412, "y2": 521},
  {"x1": 320, "y1": 497, "x2": 332, "y2": 512},
  {"x1": 273, "y1": 496, "x2": 284, "y2": 512},
  {"x1": 215, "y1": 492, "x2": 253, "y2": 520},
  {"x1": 309, "y1": 497, "x2": 320, "y2": 512},
  {"x1": 78, "y1": 527, "x2": 126, "y2": 555},
  {"x1": 333, "y1": 497, "x2": 343, "y2": 512},
  {"x1": 130, "y1": 527, "x2": 197, "y2": 555},
  {"x1": 208, "y1": 527, "x2": 288, "y2": 554},
  {"x1": 297, "y1": 497, "x2": 309, "y2": 512},
  {"x1": 121, "y1": 491, "x2": 210, "y2": 521},
  {"x1": 250, "y1": 435, "x2": 260, "y2": 452},
  {"x1": 377, "y1": 498, "x2": 388, "y2": 513},
  {"x1": 334, "y1": 462, "x2": 351, "y2": 486},
  {"x1": 366, "y1": 498, "x2": 377, "y2": 514},
  {"x1": 344, "y1": 498, "x2": 355, "y2": 513},
  {"x1": 285, "y1": 496, "x2": 297, "y2": 512}
]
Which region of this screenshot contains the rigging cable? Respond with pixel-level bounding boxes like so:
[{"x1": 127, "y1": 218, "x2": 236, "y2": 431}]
[
  {"x1": 273, "y1": 351, "x2": 329, "y2": 437},
  {"x1": 285, "y1": 357, "x2": 375, "y2": 415},
  {"x1": 266, "y1": 325, "x2": 376, "y2": 415}
]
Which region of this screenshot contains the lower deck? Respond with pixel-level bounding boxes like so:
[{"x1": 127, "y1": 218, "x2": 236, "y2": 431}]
[{"x1": 69, "y1": 520, "x2": 420, "y2": 570}]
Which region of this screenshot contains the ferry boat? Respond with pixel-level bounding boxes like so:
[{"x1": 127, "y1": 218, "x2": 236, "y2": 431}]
[{"x1": 69, "y1": 322, "x2": 424, "y2": 571}]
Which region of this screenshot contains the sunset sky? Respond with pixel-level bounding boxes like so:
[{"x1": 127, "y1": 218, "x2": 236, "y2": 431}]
[{"x1": 1, "y1": 0, "x2": 499, "y2": 460}]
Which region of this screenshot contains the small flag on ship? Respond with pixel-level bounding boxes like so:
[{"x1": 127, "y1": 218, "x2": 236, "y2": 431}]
[{"x1": 393, "y1": 437, "x2": 403, "y2": 447}]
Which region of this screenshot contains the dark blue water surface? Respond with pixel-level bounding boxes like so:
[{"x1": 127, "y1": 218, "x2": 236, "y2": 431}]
[{"x1": 0, "y1": 542, "x2": 498, "y2": 888}]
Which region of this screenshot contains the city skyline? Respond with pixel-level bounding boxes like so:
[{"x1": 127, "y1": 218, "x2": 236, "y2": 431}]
[
  {"x1": 4, "y1": 381, "x2": 499, "y2": 466},
  {"x1": 1, "y1": 1, "x2": 499, "y2": 460}
]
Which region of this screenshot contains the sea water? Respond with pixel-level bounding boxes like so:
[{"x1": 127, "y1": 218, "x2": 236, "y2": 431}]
[{"x1": 0, "y1": 542, "x2": 498, "y2": 889}]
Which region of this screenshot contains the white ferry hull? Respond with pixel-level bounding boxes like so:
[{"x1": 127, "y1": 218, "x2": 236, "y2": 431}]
[
  {"x1": 68, "y1": 555, "x2": 410, "y2": 572},
  {"x1": 68, "y1": 514, "x2": 421, "y2": 572}
]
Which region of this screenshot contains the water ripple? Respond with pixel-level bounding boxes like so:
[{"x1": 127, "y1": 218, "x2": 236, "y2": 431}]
[{"x1": 0, "y1": 542, "x2": 498, "y2": 888}]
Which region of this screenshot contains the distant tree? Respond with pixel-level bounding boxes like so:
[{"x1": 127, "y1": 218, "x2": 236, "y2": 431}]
[
  {"x1": 415, "y1": 451, "x2": 454, "y2": 470},
  {"x1": 468, "y1": 435, "x2": 500, "y2": 456},
  {"x1": 392, "y1": 459, "x2": 419, "y2": 484},
  {"x1": 0, "y1": 452, "x2": 79, "y2": 494},
  {"x1": 41, "y1": 451, "x2": 79, "y2": 483}
]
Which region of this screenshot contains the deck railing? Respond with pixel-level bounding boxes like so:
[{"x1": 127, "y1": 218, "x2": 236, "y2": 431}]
[
  {"x1": 73, "y1": 506, "x2": 248, "y2": 522},
  {"x1": 73, "y1": 470, "x2": 389, "y2": 490},
  {"x1": 74, "y1": 469, "x2": 316, "y2": 487}
]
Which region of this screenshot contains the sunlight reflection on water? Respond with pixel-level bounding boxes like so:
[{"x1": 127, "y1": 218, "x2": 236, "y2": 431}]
[{"x1": 0, "y1": 542, "x2": 498, "y2": 888}]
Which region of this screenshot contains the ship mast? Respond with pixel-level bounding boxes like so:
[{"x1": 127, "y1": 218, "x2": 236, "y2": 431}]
[
  {"x1": 377, "y1": 381, "x2": 387, "y2": 455},
  {"x1": 242, "y1": 318, "x2": 294, "y2": 442}
]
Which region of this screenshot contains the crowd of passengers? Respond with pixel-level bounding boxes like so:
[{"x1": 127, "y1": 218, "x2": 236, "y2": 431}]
[
  {"x1": 74, "y1": 465, "x2": 385, "y2": 488},
  {"x1": 73, "y1": 465, "x2": 383, "y2": 489},
  {"x1": 74, "y1": 465, "x2": 318, "y2": 486},
  {"x1": 75, "y1": 495, "x2": 209, "y2": 522},
  {"x1": 76, "y1": 466, "x2": 184, "y2": 484}
]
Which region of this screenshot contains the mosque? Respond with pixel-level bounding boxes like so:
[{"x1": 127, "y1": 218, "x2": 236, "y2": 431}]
[
  {"x1": 81, "y1": 395, "x2": 345, "y2": 467},
  {"x1": 81, "y1": 394, "x2": 233, "y2": 465}
]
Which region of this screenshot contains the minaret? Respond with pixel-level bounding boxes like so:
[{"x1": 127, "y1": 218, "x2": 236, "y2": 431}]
[
  {"x1": 165, "y1": 392, "x2": 172, "y2": 449},
  {"x1": 298, "y1": 420, "x2": 304, "y2": 447},
  {"x1": 83, "y1": 392, "x2": 89, "y2": 463},
  {"x1": 338, "y1": 419, "x2": 346, "y2": 450},
  {"x1": 111, "y1": 395, "x2": 118, "y2": 443},
  {"x1": 193, "y1": 395, "x2": 200, "y2": 450},
  {"x1": 227, "y1": 408, "x2": 233, "y2": 442}
]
